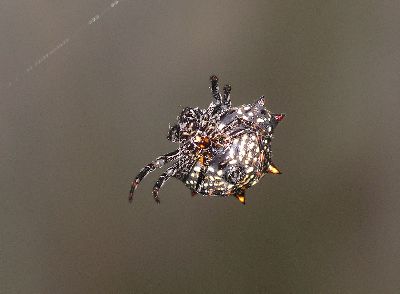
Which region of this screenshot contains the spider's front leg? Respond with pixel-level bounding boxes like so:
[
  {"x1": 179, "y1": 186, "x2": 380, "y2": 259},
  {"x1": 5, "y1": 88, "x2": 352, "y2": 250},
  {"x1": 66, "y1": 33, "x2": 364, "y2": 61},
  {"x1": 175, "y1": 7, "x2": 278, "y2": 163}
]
[
  {"x1": 152, "y1": 163, "x2": 179, "y2": 203},
  {"x1": 129, "y1": 149, "x2": 179, "y2": 202},
  {"x1": 210, "y1": 75, "x2": 222, "y2": 103},
  {"x1": 222, "y1": 84, "x2": 232, "y2": 108},
  {"x1": 208, "y1": 75, "x2": 232, "y2": 116}
]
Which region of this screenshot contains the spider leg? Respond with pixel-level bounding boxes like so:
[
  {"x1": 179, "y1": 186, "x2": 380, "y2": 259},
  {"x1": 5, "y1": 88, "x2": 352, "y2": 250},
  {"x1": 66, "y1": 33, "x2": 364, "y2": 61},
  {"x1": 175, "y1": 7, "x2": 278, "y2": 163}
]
[
  {"x1": 129, "y1": 149, "x2": 179, "y2": 202},
  {"x1": 210, "y1": 75, "x2": 222, "y2": 104},
  {"x1": 195, "y1": 167, "x2": 206, "y2": 192},
  {"x1": 207, "y1": 76, "x2": 230, "y2": 119},
  {"x1": 152, "y1": 163, "x2": 179, "y2": 203},
  {"x1": 195, "y1": 154, "x2": 211, "y2": 191},
  {"x1": 223, "y1": 84, "x2": 232, "y2": 107}
]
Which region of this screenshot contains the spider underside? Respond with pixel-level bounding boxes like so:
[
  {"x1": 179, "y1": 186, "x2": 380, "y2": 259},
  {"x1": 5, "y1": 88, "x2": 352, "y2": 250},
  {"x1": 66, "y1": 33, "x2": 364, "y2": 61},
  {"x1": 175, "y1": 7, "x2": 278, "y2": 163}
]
[{"x1": 129, "y1": 75, "x2": 285, "y2": 205}]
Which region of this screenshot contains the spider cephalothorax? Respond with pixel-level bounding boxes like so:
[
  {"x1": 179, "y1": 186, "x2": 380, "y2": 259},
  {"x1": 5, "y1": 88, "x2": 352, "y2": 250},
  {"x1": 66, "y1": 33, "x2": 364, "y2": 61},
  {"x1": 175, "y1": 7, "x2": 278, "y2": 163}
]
[{"x1": 129, "y1": 75, "x2": 285, "y2": 205}]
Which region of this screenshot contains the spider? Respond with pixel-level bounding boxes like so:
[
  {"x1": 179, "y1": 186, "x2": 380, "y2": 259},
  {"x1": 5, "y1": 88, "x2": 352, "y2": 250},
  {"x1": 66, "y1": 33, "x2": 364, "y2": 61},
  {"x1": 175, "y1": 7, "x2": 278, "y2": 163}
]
[{"x1": 129, "y1": 75, "x2": 285, "y2": 205}]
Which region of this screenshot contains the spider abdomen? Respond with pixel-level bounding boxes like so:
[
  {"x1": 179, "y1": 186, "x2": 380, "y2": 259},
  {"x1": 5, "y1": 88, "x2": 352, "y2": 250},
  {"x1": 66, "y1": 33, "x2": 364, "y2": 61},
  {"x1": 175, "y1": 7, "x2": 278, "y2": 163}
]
[{"x1": 183, "y1": 130, "x2": 269, "y2": 196}]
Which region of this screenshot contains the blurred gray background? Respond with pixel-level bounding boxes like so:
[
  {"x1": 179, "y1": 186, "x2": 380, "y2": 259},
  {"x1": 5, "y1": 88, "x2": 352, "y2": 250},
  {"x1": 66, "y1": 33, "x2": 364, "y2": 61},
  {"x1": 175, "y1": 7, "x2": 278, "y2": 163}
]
[{"x1": 1, "y1": 0, "x2": 400, "y2": 293}]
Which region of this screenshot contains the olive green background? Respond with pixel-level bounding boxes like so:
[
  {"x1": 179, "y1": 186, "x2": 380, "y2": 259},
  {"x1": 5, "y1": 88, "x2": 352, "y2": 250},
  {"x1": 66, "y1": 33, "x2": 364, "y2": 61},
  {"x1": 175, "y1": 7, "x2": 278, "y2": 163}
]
[{"x1": 1, "y1": 1, "x2": 400, "y2": 293}]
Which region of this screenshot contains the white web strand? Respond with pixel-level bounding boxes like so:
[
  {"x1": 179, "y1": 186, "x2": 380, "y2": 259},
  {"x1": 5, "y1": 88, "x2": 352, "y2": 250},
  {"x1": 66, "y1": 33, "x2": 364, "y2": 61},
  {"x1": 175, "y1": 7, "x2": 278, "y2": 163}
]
[{"x1": 2, "y1": 0, "x2": 124, "y2": 90}]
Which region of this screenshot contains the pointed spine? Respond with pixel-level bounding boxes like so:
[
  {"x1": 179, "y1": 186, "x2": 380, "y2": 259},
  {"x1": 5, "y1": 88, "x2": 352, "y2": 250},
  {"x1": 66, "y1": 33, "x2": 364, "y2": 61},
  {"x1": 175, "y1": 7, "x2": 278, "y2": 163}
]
[{"x1": 267, "y1": 163, "x2": 282, "y2": 175}]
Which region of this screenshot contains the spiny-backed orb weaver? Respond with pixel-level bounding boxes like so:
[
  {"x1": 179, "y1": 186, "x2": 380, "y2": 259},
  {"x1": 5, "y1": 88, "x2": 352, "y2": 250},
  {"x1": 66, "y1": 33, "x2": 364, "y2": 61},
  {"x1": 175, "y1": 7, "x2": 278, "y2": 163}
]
[{"x1": 129, "y1": 75, "x2": 285, "y2": 205}]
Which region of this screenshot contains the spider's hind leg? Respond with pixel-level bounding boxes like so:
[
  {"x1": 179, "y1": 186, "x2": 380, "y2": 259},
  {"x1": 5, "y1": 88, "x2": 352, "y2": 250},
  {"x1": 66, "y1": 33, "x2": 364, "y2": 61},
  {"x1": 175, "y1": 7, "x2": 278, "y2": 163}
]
[
  {"x1": 129, "y1": 150, "x2": 179, "y2": 202},
  {"x1": 152, "y1": 163, "x2": 179, "y2": 203}
]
